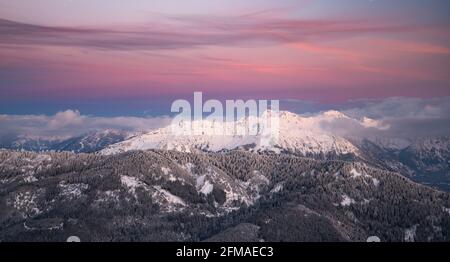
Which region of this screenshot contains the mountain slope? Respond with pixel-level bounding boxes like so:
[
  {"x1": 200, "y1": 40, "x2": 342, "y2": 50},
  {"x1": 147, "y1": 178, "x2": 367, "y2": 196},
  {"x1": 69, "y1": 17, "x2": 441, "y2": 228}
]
[
  {"x1": 1, "y1": 149, "x2": 449, "y2": 241},
  {"x1": 353, "y1": 137, "x2": 450, "y2": 191}
]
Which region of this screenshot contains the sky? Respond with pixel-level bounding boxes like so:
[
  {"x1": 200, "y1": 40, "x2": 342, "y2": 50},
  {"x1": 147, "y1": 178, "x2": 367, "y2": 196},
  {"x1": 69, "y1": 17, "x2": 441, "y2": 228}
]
[{"x1": 0, "y1": 0, "x2": 450, "y2": 116}]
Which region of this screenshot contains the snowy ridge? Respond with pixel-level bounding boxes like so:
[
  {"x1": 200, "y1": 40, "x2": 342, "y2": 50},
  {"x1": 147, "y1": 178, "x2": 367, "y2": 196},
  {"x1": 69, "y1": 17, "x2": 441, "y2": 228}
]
[
  {"x1": 101, "y1": 110, "x2": 360, "y2": 156},
  {"x1": 3, "y1": 129, "x2": 135, "y2": 153}
]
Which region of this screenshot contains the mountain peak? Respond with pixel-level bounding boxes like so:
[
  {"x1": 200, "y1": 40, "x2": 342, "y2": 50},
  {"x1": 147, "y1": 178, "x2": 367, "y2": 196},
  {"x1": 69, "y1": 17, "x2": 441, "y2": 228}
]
[
  {"x1": 322, "y1": 110, "x2": 349, "y2": 119},
  {"x1": 101, "y1": 110, "x2": 360, "y2": 156}
]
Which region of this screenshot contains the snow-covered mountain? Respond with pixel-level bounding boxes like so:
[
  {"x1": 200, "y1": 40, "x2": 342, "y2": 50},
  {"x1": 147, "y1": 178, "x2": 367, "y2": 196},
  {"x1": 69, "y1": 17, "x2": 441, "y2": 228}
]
[
  {"x1": 100, "y1": 110, "x2": 360, "y2": 157},
  {"x1": 51, "y1": 129, "x2": 135, "y2": 153},
  {"x1": 97, "y1": 110, "x2": 450, "y2": 191},
  {"x1": 1, "y1": 110, "x2": 448, "y2": 191}
]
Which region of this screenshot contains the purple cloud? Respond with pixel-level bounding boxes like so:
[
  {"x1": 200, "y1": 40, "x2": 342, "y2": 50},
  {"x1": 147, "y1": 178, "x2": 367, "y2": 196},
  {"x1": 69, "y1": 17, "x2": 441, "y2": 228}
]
[{"x1": 0, "y1": 15, "x2": 424, "y2": 51}]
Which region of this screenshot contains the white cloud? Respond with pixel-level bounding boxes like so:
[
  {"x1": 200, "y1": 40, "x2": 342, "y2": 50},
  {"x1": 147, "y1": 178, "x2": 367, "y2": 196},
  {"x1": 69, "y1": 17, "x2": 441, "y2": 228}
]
[
  {"x1": 0, "y1": 97, "x2": 449, "y2": 143},
  {"x1": 0, "y1": 110, "x2": 171, "y2": 140},
  {"x1": 48, "y1": 110, "x2": 84, "y2": 129},
  {"x1": 361, "y1": 117, "x2": 390, "y2": 130},
  {"x1": 342, "y1": 97, "x2": 450, "y2": 119},
  {"x1": 317, "y1": 97, "x2": 450, "y2": 139}
]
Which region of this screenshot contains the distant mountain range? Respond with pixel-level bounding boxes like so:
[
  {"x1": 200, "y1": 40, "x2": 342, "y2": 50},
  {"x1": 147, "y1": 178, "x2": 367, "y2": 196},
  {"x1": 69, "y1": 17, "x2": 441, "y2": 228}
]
[
  {"x1": 0, "y1": 129, "x2": 132, "y2": 153},
  {"x1": 1, "y1": 111, "x2": 448, "y2": 191}
]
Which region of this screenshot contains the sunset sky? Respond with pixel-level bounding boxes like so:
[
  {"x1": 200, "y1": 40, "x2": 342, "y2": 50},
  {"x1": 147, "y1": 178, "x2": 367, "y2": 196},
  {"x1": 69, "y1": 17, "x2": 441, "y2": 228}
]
[{"x1": 0, "y1": 0, "x2": 449, "y2": 116}]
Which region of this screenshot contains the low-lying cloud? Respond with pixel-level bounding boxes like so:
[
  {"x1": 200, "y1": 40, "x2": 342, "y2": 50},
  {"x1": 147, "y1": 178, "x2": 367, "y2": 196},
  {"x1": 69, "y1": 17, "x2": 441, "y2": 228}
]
[
  {"x1": 0, "y1": 97, "x2": 448, "y2": 143},
  {"x1": 318, "y1": 97, "x2": 450, "y2": 139},
  {"x1": 0, "y1": 110, "x2": 171, "y2": 140}
]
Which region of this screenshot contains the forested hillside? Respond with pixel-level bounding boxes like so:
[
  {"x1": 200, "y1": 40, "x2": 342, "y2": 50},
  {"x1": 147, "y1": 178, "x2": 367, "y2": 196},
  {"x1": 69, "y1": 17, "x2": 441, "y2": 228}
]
[{"x1": 0, "y1": 149, "x2": 449, "y2": 241}]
